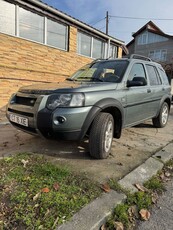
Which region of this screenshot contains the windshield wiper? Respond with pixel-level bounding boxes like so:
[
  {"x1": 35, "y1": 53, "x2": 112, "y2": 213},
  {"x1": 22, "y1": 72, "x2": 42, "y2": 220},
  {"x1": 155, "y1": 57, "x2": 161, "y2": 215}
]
[
  {"x1": 90, "y1": 77, "x2": 104, "y2": 82},
  {"x1": 66, "y1": 77, "x2": 77, "y2": 81}
]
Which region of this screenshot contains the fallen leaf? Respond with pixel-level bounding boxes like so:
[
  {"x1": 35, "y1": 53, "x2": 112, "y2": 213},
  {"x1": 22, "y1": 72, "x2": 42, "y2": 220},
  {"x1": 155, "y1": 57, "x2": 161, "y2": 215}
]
[
  {"x1": 151, "y1": 192, "x2": 159, "y2": 204},
  {"x1": 53, "y1": 182, "x2": 60, "y2": 191},
  {"x1": 42, "y1": 187, "x2": 50, "y2": 193},
  {"x1": 167, "y1": 166, "x2": 173, "y2": 170},
  {"x1": 160, "y1": 173, "x2": 165, "y2": 180},
  {"x1": 33, "y1": 192, "x2": 41, "y2": 201},
  {"x1": 134, "y1": 184, "x2": 147, "y2": 192},
  {"x1": 165, "y1": 172, "x2": 171, "y2": 177},
  {"x1": 156, "y1": 155, "x2": 161, "y2": 159},
  {"x1": 44, "y1": 209, "x2": 50, "y2": 217},
  {"x1": 34, "y1": 204, "x2": 39, "y2": 208},
  {"x1": 139, "y1": 209, "x2": 151, "y2": 221},
  {"x1": 101, "y1": 183, "x2": 110, "y2": 193},
  {"x1": 3, "y1": 141, "x2": 8, "y2": 147},
  {"x1": 21, "y1": 159, "x2": 29, "y2": 168},
  {"x1": 114, "y1": 221, "x2": 124, "y2": 230},
  {"x1": 100, "y1": 224, "x2": 107, "y2": 230},
  {"x1": 128, "y1": 205, "x2": 139, "y2": 218},
  {"x1": 52, "y1": 216, "x2": 59, "y2": 229},
  {"x1": 117, "y1": 162, "x2": 123, "y2": 166}
]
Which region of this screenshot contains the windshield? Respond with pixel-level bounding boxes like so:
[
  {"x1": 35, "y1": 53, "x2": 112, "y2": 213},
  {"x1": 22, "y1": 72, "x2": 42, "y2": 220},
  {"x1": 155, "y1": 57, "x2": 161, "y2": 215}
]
[{"x1": 69, "y1": 60, "x2": 128, "y2": 83}]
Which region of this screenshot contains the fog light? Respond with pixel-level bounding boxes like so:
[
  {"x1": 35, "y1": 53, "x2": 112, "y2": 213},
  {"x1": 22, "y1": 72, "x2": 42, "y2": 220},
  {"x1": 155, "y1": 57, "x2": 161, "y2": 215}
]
[{"x1": 53, "y1": 116, "x2": 66, "y2": 125}]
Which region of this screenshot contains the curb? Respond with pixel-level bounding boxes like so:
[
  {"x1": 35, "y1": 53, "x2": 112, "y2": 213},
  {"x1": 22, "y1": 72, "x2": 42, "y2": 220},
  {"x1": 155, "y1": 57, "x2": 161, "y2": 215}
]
[
  {"x1": 0, "y1": 122, "x2": 10, "y2": 126},
  {"x1": 119, "y1": 142, "x2": 173, "y2": 192},
  {"x1": 57, "y1": 142, "x2": 173, "y2": 230},
  {"x1": 57, "y1": 190, "x2": 126, "y2": 230}
]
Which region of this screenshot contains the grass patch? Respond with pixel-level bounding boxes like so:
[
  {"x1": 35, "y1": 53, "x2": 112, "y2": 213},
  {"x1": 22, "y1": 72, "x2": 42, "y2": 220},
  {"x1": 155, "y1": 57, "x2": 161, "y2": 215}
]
[
  {"x1": 104, "y1": 159, "x2": 173, "y2": 230},
  {"x1": 144, "y1": 176, "x2": 165, "y2": 193},
  {"x1": 109, "y1": 179, "x2": 129, "y2": 194},
  {"x1": 0, "y1": 153, "x2": 101, "y2": 229}
]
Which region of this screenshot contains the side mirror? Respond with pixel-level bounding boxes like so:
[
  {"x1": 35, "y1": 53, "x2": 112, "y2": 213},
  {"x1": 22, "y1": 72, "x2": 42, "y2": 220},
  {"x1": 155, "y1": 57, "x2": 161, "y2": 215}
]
[{"x1": 127, "y1": 77, "x2": 147, "y2": 87}]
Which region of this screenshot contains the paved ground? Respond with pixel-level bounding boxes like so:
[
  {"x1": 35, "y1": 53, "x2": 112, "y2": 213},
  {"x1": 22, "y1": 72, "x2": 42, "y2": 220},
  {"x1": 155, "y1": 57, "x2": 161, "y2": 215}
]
[
  {"x1": 0, "y1": 106, "x2": 173, "y2": 230},
  {"x1": 136, "y1": 179, "x2": 173, "y2": 230},
  {"x1": 0, "y1": 105, "x2": 173, "y2": 183}
]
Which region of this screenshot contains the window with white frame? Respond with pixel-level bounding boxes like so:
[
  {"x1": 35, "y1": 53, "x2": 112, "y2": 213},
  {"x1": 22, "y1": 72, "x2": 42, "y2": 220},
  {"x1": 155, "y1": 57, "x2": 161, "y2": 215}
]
[
  {"x1": 0, "y1": 0, "x2": 68, "y2": 51},
  {"x1": 148, "y1": 32, "x2": 168, "y2": 44},
  {"x1": 138, "y1": 31, "x2": 168, "y2": 45},
  {"x1": 148, "y1": 50, "x2": 167, "y2": 62},
  {"x1": 19, "y1": 7, "x2": 44, "y2": 43},
  {"x1": 77, "y1": 32, "x2": 105, "y2": 58},
  {"x1": 138, "y1": 33, "x2": 147, "y2": 45},
  {"x1": 77, "y1": 32, "x2": 92, "y2": 57},
  {"x1": 92, "y1": 38, "x2": 105, "y2": 58},
  {"x1": 0, "y1": 0, "x2": 15, "y2": 35},
  {"x1": 47, "y1": 18, "x2": 67, "y2": 50},
  {"x1": 110, "y1": 44, "x2": 118, "y2": 58}
]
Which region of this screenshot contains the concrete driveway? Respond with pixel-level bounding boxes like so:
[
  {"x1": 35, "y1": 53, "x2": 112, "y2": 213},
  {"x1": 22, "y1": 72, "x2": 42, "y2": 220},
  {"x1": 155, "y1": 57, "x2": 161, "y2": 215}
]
[{"x1": 0, "y1": 105, "x2": 173, "y2": 183}]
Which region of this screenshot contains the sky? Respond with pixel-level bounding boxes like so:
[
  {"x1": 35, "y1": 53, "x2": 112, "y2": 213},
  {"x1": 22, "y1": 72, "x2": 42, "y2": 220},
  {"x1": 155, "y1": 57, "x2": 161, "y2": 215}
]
[{"x1": 41, "y1": 0, "x2": 173, "y2": 44}]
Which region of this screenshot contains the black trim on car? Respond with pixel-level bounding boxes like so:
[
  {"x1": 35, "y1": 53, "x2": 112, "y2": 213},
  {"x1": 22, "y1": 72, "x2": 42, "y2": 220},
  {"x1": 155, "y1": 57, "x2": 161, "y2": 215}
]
[
  {"x1": 79, "y1": 98, "x2": 124, "y2": 139},
  {"x1": 124, "y1": 98, "x2": 161, "y2": 108}
]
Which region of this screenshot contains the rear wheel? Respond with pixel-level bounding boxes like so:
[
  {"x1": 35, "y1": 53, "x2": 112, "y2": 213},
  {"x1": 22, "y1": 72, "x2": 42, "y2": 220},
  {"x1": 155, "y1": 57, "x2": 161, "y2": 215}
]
[
  {"x1": 89, "y1": 113, "x2": 114, "y2": 159},
  {"x1": 152, "y1": 102, "x2": 169, "y2": 128}
]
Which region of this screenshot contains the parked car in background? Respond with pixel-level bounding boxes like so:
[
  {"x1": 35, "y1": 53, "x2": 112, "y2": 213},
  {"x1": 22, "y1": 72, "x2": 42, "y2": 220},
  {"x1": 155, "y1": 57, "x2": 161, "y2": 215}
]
[{"x1": 6, "y1": 54, "x2": 172, "y2": 159}]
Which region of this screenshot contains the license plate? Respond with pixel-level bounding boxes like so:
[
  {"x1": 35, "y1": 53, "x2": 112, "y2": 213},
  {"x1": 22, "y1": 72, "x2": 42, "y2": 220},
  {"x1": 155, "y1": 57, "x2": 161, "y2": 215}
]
[{"x1": 9, "y1": 114, "x2": 28, "y2": 127}]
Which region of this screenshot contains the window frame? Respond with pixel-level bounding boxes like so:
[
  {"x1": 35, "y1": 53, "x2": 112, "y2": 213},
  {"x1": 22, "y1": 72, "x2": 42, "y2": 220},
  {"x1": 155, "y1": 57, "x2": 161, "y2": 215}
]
[
  {"x1": 0, "y1": 0, "x2": 16, "y2": 35},
  {"x1": 77, "y1": 31, "x2": 106, "y2": 59},
  {"x1": 148, "y1": 49, "x2": 167, "y2": 62},
  {"x1": 0, "y1": 0, "x2": 69, "y2": 51},
  {"x1": 146, "y1": 64, "x2": 162, "y2": 86},
  {"x1": 46, "y1": 17, "x2": 68, "y2": 50},
  {"x1": 18, "y1": 6, "x2": 44, "y2": 44},
  {"x1": 128, "y1": 63, "x2": 147, "y2": 82}
]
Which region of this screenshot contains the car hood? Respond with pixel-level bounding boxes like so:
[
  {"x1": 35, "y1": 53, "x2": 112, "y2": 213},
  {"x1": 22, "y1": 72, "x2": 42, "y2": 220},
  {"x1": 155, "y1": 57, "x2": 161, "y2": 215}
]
[{"x1": 19, "y1": 80, "x2": 119, "y2": 94}]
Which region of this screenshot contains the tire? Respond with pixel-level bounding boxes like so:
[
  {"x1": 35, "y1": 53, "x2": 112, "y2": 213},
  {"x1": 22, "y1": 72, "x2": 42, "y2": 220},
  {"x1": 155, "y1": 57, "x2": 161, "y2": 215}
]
[
  {"x1": 152, "y1": 102, "x2": 169, "y2": 128},
  {"x1": 89, "y1": 112, "x2": 114, "y2": 159}
]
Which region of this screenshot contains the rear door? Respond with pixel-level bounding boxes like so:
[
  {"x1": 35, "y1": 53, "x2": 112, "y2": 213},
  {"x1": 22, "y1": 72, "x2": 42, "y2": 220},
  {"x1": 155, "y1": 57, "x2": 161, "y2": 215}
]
[{"x1": 145, "y1": 64, "x2": 164, "y2": 117}]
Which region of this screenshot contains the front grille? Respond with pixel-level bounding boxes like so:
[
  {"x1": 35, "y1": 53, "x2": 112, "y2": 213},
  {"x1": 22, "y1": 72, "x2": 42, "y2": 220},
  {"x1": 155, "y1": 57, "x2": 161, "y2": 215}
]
[
  {"x1": 8, "y1": 108, "x2": 34, "y2": 117},
  {"x1": 15, "y1": 95, "x2": 36, "y2": 106}
]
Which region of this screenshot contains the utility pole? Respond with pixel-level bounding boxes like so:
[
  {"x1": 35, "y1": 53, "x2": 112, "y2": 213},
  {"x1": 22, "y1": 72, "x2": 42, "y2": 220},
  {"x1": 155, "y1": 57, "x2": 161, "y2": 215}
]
[{"x1": 106, "y1": 11, "x2": 109, "y2": 35}]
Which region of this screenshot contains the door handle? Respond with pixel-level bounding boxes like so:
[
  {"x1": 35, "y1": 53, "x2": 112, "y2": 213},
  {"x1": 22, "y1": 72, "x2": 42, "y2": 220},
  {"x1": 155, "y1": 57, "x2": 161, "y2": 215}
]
[{"x1": 147, "y1": 89, "x2": 151, "y2": 93}]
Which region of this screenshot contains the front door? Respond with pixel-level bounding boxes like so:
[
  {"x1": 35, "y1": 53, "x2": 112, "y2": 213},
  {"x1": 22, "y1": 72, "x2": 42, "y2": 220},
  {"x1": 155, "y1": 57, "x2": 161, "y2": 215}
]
[{"x1": 125, "y1": 63, "x2": 151, "y2": 126}]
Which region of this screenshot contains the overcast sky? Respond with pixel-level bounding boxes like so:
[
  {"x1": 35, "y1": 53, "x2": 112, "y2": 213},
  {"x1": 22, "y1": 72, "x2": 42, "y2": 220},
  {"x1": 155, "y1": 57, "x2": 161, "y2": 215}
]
[{"x1": 41, "y1": 0, "x2": 173, "y2": 44}]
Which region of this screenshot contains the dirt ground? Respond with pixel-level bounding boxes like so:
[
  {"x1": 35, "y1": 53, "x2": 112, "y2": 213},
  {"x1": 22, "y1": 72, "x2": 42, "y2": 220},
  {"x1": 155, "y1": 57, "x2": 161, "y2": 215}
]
[{"x1": 0, "y1": 106, "x2": 173, "y2": 183}]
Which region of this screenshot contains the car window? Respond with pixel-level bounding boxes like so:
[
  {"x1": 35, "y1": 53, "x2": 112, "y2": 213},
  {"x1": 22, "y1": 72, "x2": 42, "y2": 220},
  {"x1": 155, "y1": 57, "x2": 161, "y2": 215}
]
[
  {"x1": 146, "y1": 65, "x2": 161, "y2": 85},
  {"x1": 128, "y1": 63, "x2": 147, "y2": 81},
  {"x1": 158, "y1": 68, "x2": 170, "y2": 85},
  {"x1": 69, "y1": 60, "x2": 129, "y2": 83}
]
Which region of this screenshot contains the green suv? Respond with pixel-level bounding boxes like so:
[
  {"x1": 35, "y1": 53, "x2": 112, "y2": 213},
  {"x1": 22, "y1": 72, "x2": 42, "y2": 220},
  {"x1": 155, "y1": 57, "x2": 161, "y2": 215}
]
[{"x1": 6, "y1": 55, "x2": 172, "y2": 159}]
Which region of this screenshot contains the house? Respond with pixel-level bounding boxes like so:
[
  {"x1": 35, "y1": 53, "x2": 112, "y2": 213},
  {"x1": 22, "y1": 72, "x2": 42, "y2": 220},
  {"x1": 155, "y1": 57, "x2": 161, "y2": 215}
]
[
  {"x1": 126, "y1": 21, "x2": 173, "y2": 82},
  {"x1": 0, "y1": 0, "x2": 125, "y2": 108}
]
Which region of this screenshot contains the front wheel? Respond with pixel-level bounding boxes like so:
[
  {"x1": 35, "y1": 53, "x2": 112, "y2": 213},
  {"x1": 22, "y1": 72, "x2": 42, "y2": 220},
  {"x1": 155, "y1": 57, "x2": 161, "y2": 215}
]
[
  {"x1": 152, "y1": 102, "x2": 169, "y2": 128},
  {"x1": 89, "y1": 113, "x2": 114, "y2": 159}
]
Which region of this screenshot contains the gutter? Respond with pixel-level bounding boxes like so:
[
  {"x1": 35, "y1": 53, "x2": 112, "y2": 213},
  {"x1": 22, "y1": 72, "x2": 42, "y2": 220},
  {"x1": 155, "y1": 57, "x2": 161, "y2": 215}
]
[{"x1": 16, "y1": 0, "x2": 124, "y2": 45}]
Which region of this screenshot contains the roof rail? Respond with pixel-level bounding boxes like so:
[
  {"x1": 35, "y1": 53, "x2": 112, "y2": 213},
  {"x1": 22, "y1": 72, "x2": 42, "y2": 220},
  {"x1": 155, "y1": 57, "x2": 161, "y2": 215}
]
[{"x1": 130, "y1": 54, "x2": 152, "y2": 61}]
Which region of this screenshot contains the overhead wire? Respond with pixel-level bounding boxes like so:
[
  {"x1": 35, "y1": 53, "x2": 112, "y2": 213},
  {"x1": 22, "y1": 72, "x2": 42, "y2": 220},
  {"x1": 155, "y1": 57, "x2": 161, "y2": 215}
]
[
  {"x1": 89, "y1": 17, "x2": 106, "y2": 26},
  {"x1": 110, "y1": 15, "x2": 173, "y2": 21}
]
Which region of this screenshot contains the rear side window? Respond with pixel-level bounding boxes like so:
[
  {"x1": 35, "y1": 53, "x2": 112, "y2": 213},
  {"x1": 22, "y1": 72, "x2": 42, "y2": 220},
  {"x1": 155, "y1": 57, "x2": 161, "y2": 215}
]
[
  {"x1": 146, "y1": 65, "x2": 161, "y2": 85},
  {"x1": 158, "y1": 68, "x2": 170, "y2": 85}
]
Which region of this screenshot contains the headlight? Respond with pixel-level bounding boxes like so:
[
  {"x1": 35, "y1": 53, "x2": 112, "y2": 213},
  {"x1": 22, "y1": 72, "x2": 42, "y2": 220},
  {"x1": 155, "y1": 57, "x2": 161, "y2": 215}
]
[{"x1": 46, "y1": 93, "x2": 85, "y2": 110}]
